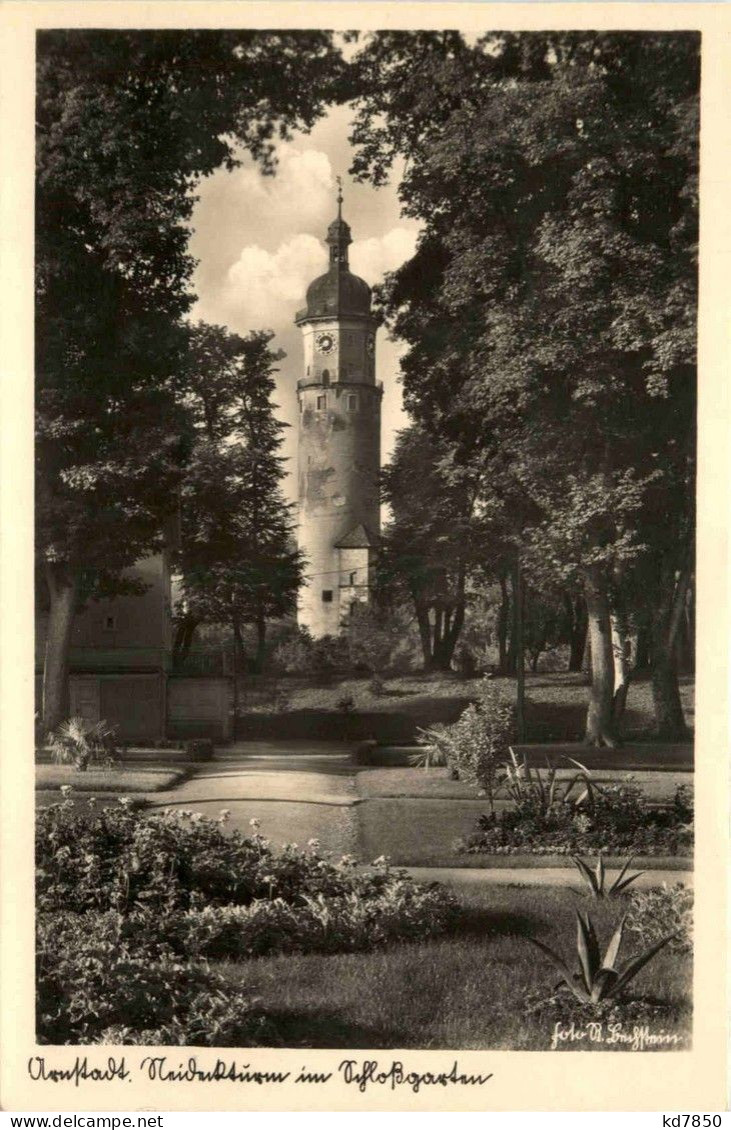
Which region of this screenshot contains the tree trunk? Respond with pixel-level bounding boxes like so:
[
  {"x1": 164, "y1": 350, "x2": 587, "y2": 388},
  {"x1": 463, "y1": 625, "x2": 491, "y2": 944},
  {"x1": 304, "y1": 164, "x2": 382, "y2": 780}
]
[
  {"x1": 173, "y1": 613, "x2": 198, "y2": 666},
  {"x1": 514, "y1": 557, "x2": 525, "y2": 741},
  {"x1": 42, "y1": 563, "x2": 80, "y2": 732},
  {"x1": 583, "y1": 570, "x2": 617, "y2": 747},
  {"x1": 253, "y1": 608, "x2": 267, "y2": 674},
  {"x1": 650, "y1": 568, "x2": 691, "y2": 740},
  {"x1": 566, "y1": 593, "x2": 588, "y2": 672},
  {"x1": 232, "y1": 618, "x2": 247, "y2": 671},
  {"x1": 634, "y1": 619, "x2": 651, "y2": 672},
  {"x1": 581, "y1": 623, "x2": 592, "y2": 682},
  {"x1": 497, "y1": 571, "x2": 510, "y2": 673},
  {"x1": 433, "y1": 600, "x2": 465, "y2": 671},
  {"x1": 415, "y1": 602, "x2": 433, "y2": 670},
  {"x1": 610, "y1": 612, "x2": 633, "y2": 731},
  {"x1": 506, "y1": 568, "x2": 517, "y2": 674}
]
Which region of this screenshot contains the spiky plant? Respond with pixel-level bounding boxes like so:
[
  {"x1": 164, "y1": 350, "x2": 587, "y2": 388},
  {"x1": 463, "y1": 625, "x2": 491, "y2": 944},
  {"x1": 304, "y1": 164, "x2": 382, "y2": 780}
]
[
  {"x1": 529, "y1": 910, "x2": 676, "y2": 1006},
  {"x1": 47, "y1": 717, "x2": 119, "y2": 772},
  {"x1": 572, "y1": 855, "x2": 645, "y2": 899}
]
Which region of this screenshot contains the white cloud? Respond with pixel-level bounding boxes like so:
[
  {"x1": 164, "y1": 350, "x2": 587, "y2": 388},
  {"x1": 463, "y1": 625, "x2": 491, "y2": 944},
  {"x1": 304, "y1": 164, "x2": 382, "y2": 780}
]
[
  {"x1": 212, "y1": 225, "x2": 418, "y2": 335},
  {"x1": 350, "y1": 227, "x2": 419, "y2": 285},
  {"x1": 223, "y1": 234, "x2": 327, "y2": 331}
]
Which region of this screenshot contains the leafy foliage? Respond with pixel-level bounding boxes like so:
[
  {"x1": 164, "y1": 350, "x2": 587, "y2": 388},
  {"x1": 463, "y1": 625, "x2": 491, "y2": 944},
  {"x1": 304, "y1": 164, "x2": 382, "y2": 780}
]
[
  {"x1": 416, "y1": 678, "x2": 516, "y2": 809},
  {"x1": 174, "y1": 324, "x2": 304, "y2": 668},
  {"x1": 36, "y1": 910, "x2": 273, "y2": 1046},
  {"x1": 625, "y1": 883, "x2": 693, "y2": 955},
  {"x1": 36, "y1": 30, "x2": 343, "y2": 724},
  {"x1": 348, "y1": 31, "x2": 699, "y2": 740}
]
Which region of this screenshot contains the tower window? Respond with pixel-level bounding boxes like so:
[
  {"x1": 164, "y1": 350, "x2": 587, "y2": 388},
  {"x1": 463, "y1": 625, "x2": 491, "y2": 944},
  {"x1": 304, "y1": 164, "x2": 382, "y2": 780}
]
[
  {"x1": 322, "y1": 371, "x2": 330, "y2": 387},
  {"x1": 104, "y1": 615, "x2": 116, "y2": 631},
  {"x1": 317, "y1": 394, "x2": 326, "y2": 410},
  {"x1": 347, "y1": 394, "x2": 358, "y2": 411},
  {"x1": 349, "y1": 572, "x2": 357, "y2": 585},
  {"x1": 322, "y1": 590, "x2": 333, "y2": 603}
]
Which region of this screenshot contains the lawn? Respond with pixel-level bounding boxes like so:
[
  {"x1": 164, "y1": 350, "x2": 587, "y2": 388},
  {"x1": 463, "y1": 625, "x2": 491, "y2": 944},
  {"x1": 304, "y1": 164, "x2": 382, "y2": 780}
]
[
  {"x1": 356, "y1": 766, "x2": 692, "y2": 803},
  {"x1": 235, "y1": 671, "x2": 695, "y2": 742},
  {"x1": 217, "y1": 883, "x2": 692, "y2": 1050},
  {"x1": 353, "y1": 767, "x2": 693, "y2": 867},
  {"x1": 36, "y1": 764, "x2": 189, "y2": 793}
]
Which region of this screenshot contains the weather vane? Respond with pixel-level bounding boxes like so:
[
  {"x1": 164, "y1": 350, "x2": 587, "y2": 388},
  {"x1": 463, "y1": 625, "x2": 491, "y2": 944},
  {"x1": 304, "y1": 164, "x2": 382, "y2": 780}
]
[{"x1": 336, "y1": 174, "x2": 343, "y2": 216}]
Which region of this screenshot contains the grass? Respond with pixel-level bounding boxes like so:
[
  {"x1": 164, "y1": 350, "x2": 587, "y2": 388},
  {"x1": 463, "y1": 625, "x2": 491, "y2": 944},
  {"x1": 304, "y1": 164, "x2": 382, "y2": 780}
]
[
  {"x1": 216, "y1": 884, "x2": 692, "y2": 1050},
  {"x1": 235, "y1": 671, "x2": 695, "y2": 742},
  {"x1": 35, "y1": 764, "x2": 189, "y2": 793}
]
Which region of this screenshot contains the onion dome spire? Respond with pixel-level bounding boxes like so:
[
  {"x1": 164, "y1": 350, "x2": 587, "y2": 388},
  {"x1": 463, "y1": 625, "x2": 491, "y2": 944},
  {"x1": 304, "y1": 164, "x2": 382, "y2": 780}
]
[{"x1": 326, "y1": 175, "x2": 352, "y2": 267}]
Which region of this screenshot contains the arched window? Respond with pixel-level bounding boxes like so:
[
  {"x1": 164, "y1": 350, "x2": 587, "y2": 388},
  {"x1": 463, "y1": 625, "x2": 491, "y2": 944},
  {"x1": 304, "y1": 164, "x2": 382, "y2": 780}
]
[{"x1": 322, "y1": 370, "x2": 330, "y2": 386}]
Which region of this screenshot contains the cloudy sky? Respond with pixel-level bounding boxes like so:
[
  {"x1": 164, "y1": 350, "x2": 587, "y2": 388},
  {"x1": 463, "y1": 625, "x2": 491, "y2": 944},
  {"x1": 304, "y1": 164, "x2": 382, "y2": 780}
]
[{"x1": 187, "y1": 102, "x2": 421, "y2": 503}]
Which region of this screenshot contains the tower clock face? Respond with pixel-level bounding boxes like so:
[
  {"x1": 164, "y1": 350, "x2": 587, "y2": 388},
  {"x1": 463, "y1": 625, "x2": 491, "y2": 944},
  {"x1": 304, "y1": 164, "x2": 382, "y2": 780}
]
[{"x1": 315, "y1": 332, "x2": 336, "y2": 355}]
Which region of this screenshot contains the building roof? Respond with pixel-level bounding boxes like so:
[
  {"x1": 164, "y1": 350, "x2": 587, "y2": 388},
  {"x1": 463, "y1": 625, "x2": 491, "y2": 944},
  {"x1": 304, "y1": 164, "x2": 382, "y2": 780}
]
[
  {"x1": 334, "y1": 523, "x2": 380, "y2": 549},
  {"x1": 300, "y1": 268, "x2": 372, "y2": 320}
]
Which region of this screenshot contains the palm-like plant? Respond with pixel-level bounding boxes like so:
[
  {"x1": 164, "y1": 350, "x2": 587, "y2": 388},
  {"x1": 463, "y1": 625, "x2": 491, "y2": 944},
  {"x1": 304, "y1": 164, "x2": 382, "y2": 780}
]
[
  {"x1": 572, "y1": 855, "x2": 645, "y2": 899},
  {"x1": 48, "y1": 717, "x2": 119, "y2": 771},
  {"x1": 529, "y1": 911, "x2": 676, "y2": 1006}
]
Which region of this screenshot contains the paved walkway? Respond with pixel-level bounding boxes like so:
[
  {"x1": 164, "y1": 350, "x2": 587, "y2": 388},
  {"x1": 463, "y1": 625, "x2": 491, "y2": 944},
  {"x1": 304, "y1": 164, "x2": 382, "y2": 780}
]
[
  {"x1": 407, "y1": 866, "x2": 693, "y2": 890},
  {"x1": 147, "y1": 741, "x2": 360, "y2": 856}
]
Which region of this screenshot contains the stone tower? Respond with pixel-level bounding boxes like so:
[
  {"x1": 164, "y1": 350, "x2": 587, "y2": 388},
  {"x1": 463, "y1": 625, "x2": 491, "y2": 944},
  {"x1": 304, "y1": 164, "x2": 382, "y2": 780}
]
[{"x1": 295, "y1": 186, "x2": 381, "y2": 638}]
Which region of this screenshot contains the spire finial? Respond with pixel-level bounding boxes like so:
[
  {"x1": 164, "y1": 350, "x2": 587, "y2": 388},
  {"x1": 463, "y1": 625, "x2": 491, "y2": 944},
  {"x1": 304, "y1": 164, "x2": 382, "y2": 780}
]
[{"x1": 336, "y1": 175, "x2": 343, "y2": 218}]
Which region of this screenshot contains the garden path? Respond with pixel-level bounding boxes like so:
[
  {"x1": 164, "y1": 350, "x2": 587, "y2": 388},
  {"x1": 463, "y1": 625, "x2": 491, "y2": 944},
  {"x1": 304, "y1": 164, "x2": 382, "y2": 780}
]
[{"x1": 146, "y1": 741, "x2": 360, "y2": 856}]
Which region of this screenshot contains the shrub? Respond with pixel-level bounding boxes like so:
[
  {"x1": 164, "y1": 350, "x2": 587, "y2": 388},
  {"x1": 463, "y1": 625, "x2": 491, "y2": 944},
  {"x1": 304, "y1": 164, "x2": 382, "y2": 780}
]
[
  {"x1": 312, "y1": 634, "x2": 350, "y2": 679},
  {"x1": 174, "y1": 875, "x2": 458, "y2": 960},
  {"x1": 47, "y1": 717, "x2": 120, "y2": 772},
  {"x1": 184, "y1": 738, "x2": 215, "y2": 759},
  {"x1": 417, "y1": 678, "x2": 516, "y2": 809},
  {"x1": 346, "y1": 605, "x2": 402, "y2": 674},
  {"x1": 271, "y1": 626, "x2": 314, "y2": 674},
  {"x1": 37, "y1": 800, "x2": 459, "y2": 922},
  {"x1": 36, "y1": 910, "x2": 271, "y2": 1045},
  {"x1": 625, "y1": 883, "x2": 693, "y2": 954}
]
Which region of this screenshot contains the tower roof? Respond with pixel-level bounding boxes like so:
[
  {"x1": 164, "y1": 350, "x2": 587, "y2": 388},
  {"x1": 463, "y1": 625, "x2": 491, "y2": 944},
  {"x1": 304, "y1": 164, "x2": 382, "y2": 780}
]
[
  {"x1": 334, "y1": 523, "x2": 380, "y2": 549},
  {"x1": 296, "y1": 181, "x2": 373, "y2": 323}
]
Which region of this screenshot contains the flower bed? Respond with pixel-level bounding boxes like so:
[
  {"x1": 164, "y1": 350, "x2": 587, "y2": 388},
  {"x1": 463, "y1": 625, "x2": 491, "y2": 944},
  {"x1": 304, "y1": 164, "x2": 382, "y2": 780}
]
[{"x1": 456, "y1": 781, "x2": 693, "y2": 857}]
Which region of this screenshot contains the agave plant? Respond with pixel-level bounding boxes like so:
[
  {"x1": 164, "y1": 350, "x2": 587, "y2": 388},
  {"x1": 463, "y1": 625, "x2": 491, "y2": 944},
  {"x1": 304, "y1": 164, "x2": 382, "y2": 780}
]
[
  {"x1": 572, "y1": 855, "x2": 645, "y2": 899},
  {"x1": 529, "y1": 910, "x2": 676, "y2": 1006},
  {"x1": 499, "y1": 748, "x2": 605, "y2": 815}
]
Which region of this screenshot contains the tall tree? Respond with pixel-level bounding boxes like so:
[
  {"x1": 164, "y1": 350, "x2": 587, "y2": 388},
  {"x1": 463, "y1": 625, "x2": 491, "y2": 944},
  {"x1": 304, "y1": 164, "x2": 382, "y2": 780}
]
[
  {"x1": 380, "y1": 425, "x2": 489, "y2": 671},
  {"x1": 349, "y1": 30, "x2": 698, "y2": 743},
  {"x1": 36, "y1": 30, "x2": 342, "y2": 726},
  {"x1": 174, "y1": 323, "x2": 303, "y2": 674}
]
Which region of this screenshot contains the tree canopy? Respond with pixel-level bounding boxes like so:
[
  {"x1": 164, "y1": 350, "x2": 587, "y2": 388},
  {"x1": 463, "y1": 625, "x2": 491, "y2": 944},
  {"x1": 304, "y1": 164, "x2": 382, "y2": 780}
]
[
  {"x1": 36, "y1": 30, "x2": 344, "y2": 726},
  {"x1": 348, "y1": 31, "x2": 698, "y2": 741}
]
